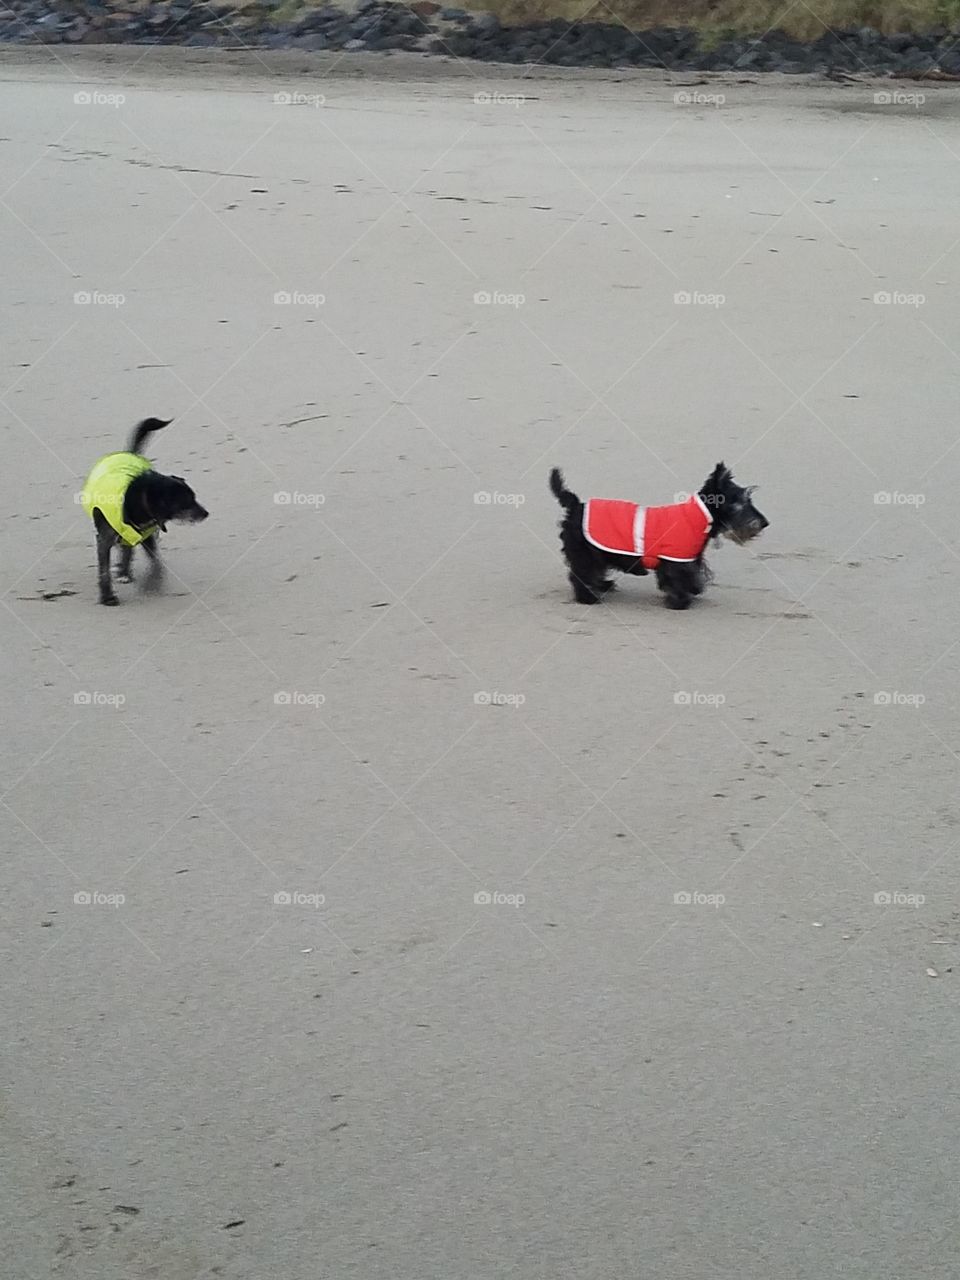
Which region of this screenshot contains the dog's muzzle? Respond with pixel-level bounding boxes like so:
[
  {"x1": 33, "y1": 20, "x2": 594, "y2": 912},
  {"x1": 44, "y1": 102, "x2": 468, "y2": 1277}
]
[{"x1": 725, "y1": 519, "x2": 767, "y2": 545}]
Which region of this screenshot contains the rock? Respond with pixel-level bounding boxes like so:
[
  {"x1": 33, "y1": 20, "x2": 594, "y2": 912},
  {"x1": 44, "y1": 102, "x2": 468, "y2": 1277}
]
[
  {"x1": 411, "y1": 0, "x2": 439, "y2": 14},
  {"x1": 470, "y1": 11, "x2": 499, "y2": 34},
  {"x1": 290, "y1": 11, "x2": 328, "y2": 33},
  {"x1": 294, "y1": 31, "x2": 327, "y2": 48},
  {"x1": 343, "y1": 36, "x2": 365, "y2": 49}
]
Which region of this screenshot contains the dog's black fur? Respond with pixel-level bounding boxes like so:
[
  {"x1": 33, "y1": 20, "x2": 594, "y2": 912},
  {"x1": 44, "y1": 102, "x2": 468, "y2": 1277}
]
[
  {"x1": 549, "y1": 463, "x2": 768, "y2": 610},
  {"x1": 91, "y1": 418, "x2": 208, "y2": 606}
]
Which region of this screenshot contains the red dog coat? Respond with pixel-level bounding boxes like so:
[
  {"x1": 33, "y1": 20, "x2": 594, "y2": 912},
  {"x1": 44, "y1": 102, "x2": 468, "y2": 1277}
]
[{"x1": 582, "y1": 494, "x2": 713, "y2": 569}]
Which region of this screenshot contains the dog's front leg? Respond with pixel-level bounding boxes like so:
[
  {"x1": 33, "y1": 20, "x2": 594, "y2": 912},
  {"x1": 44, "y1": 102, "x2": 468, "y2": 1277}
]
[
  {"x1": 93, "y1": 512, "x2": 119, "y2": 606},
  {"x1": 117, "y1": 543, "x2": 134, "y2": 583},
  {"x1": 688, "y1": 559, "x2": 708, "y2": 596},
  {"x1": 656, "y1": 562, "x2": 694, "y2": 610},
  {"x1": 141, "y1": 533, "x2": 164, "y2": 593}
]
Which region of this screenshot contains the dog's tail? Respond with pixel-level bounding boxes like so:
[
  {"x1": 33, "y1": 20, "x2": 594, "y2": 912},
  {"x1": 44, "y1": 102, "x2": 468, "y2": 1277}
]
[
  {"x1": 549, "y1": 467, "x2": 579, "y2": 511},
  {"x1": 129, "y1": 417, "x2": 173, "y2": 455}
]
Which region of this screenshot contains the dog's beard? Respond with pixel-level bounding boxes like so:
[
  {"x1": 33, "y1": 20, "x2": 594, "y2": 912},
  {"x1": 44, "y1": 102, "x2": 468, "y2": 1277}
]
[{"x1": 722, "y1": 526, "x2": 763, "y2": 546}]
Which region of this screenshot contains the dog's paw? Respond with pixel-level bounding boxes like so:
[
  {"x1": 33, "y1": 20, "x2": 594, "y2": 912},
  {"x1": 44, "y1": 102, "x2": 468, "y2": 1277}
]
[
  {"x1": 665, "y1": 596, "x2": 692, "y2": 610},
  {"x1": 142, "y1": 566, "x2": 165, "y2": 595},
  {"x1": 116, "y1": 572, "x2": 134, "y2": 584},
  {"x1": 100, "y1": 595, "x2": 120, "y2": 607}
]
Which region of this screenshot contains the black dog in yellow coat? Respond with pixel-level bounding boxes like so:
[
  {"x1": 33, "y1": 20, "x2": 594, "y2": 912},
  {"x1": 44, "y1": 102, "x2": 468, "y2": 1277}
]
[{"x1": 81, "y1": 418, "x2": 208, "y2": 606}]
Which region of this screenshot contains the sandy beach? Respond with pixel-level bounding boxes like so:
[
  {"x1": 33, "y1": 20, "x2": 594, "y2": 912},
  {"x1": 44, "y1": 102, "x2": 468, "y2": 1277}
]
[{"x1": 3, "y1": 46, "x2": 960, "y2": 1278}]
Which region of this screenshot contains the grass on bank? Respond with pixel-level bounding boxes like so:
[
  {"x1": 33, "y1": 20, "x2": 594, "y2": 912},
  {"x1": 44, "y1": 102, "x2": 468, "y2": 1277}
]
[{"x1": 472, "y1": 0, "x2": 960, "y2": 37}]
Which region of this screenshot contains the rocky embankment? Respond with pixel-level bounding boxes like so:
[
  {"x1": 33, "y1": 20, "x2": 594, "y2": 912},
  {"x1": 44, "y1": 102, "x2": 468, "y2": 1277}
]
[{"x1": 3, "y1": 0, "x2": 959, "y2": 74}]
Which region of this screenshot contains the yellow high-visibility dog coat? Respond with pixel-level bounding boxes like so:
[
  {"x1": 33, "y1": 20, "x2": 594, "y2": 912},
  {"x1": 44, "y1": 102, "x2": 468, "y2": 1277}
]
[{"x1": 81, "y1": 452, "x2": 157, "y2": 546}]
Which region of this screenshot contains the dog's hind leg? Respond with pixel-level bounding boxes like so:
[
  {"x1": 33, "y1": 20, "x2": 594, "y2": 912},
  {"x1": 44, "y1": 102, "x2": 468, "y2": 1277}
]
[
  {"x1": 568, "y1": 546, "x2": 607, "y2": 604},
  {"x1": 93, "y1": 511, "x2": 120, "y2": 606},
  {"x1": 572, "y1": 579, "x2": 602, "y2": 603}
]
